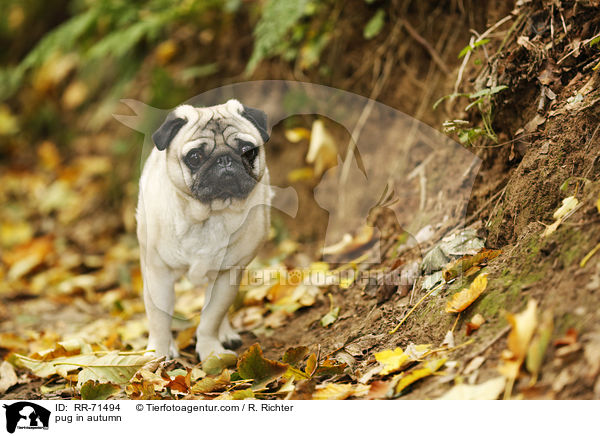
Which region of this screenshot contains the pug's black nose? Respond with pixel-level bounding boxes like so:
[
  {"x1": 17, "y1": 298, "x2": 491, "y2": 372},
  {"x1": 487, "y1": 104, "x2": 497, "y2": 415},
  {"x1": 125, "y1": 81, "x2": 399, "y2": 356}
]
[{"x1": 216, "y1": 155, "x2": 232, "y2": 168}]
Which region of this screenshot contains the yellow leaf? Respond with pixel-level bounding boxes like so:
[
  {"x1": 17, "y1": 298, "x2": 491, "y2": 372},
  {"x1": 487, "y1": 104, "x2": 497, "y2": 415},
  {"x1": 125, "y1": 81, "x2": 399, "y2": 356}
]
[
  {"x1": 155, "y1": 40, "x2": 178, "y2": 65},
  {"x1": 506, "y1": 299, "x2": 538, "y2": 361},
  {"x1": 62, "y1": 81, "x2": 88, "y2": 110},
  {"x1": 287, "y1": 167, "x2": 314, "y2": 182},
  {"x1": 392, "y1": 358, "x2": 447, "y2": 397},
  {"x1": 284, "y1": 127, "x2": 311, "y2": 143},
  {"x1": 375, "y1": 348, "x2": 410, "y2": 376},
  {"x1": 374, "y1": 344, "x2": 431, "y2": 376},
  {"x1": 596, "y1": 194, "x2": 600, "y2": 213},
  {"x1": 306, "y1": 120, "x2": 337, "y2": 177},
  {"x1": 313, "y1": 383, "x2": 361, "y2": 400},
  {"x1": 526, "y1": 309, "x2": 553, "y2": 384},
  {"x1": 445, "y1": 273, "x2": 488, "y2": 313}
]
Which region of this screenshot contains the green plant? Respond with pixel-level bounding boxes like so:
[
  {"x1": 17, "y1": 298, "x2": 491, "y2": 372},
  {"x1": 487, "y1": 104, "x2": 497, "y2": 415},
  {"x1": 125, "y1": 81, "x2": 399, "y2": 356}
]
[
  {"x1": 246, "y1": 0, "x2": 337, "y2": 74},
  {"x1": 0, "y1": 0, "x2": 224, "y2": 101},
  {"x1": 458, "y1": 38, "x2": 490, "y2": 58},
  {"x1": 434, "y1": 85, "x2": 507, "y2": 145}
]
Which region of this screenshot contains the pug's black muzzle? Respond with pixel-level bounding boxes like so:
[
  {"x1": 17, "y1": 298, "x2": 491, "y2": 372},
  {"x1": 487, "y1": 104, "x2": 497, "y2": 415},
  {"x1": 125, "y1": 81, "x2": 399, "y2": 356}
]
[{"x1": 192, "y1": 152, "x2": 258, "y2": 203}]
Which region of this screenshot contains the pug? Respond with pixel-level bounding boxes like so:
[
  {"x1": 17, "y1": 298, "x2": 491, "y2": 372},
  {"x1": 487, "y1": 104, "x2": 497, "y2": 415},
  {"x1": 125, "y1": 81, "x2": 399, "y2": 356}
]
[{"x1": 137, "y1": 99, "x2": 271, "y2": 361}]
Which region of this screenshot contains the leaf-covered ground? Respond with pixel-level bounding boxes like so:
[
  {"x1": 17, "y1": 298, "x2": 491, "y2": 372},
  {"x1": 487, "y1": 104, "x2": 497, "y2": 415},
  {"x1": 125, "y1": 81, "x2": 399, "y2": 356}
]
[{"x1": 1, "y1": 0, "x2": 600, "y2": 400}]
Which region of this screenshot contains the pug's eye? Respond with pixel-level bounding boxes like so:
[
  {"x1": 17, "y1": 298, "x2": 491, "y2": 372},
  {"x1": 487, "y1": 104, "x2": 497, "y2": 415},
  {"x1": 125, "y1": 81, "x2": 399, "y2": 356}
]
[
  {"x1": 184, "y1": 148, "x2": 204, "y2": 169},
  {"x1": 238, "y1": 140, "x2": 258, "y2": 163}
]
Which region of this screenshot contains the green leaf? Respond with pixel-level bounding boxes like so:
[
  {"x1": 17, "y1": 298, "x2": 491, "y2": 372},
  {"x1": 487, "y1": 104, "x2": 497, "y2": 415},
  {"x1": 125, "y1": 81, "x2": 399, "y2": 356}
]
[
  {"x1": 458, "y1": 38, "x2": 490, "y2": 58},
  {"x1": 433, "y1": 92, "x2": 469, "y2": 109},
  {"x1": 246, "y1": 0, "x2": 310, "y2": 73},
  {"x1": 237, "y1": 343, "x2": 288, "y2": 389},
  {"x1": 363, "y1": 9, "x2": 386, "y2": 40},
  {"x1": 589, "y1": 34, "x2": 600, "y2": 47},
  {"x1": 80, "y1": 380, "x2": 120, "y2": 400},
  {"x1": 469, "y1": 85, "x2": 508, "y2": 100}
]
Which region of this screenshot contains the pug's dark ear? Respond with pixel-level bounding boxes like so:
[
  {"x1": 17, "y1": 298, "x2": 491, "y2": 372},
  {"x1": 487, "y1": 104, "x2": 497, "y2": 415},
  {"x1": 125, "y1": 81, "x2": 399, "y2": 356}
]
[
  {"x1": 152, "y1": 112, "x2": 187, "y2": 150},
  {"x1": 241, "y1": 105, "x2": 269, "y2": 143}
]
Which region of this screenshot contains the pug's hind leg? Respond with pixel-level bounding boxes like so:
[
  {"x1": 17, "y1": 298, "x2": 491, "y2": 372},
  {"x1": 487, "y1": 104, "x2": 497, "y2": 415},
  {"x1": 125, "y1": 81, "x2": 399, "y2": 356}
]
[
  {"x1": 196, "y1": 270, "x2": 239, "y2": 361},
  {"x1": 142, "y1": 260, "x2": 178, "y2": 358},
  {"x1": 219, "y1": 316, "x2": 242, "y2": 350}
]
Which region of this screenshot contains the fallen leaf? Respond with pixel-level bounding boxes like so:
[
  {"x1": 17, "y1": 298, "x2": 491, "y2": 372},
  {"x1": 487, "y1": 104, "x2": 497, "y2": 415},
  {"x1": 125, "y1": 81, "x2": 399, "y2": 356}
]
[
  {"x1": 463, "y1": 356, "x2": 486, "y2": 375},
  {"x1": 282, "y1": 346, "x2": 310, "y2": 367},
  {"x1": 554, "y1": 327, "x2": 577, "y2": 347},
  {"x1": 4, "y1": 236, "x2": 54, "y2": 280},
  {"x1": 320, "y1": 294, "x2": 340, "y2": 327},
  {"x1": 443, "y1": 249, "x2": 501, "y2": 281},
  {"x1": 436, "y1": 376, "x2": 506, "y2": 400},
  {"x1": 80, "y1": 380, "x2": 120, "y2": 400},
  {"x1": 553, "y1": 196, "x2": 579, "y2": 220},
  {"x1": 441, "y1": 331, "x2": 455, "y2": 348},
  {"x1": 237, "y1": 343, "x2": 288, "y2": 389},
  {"x1": 313, "y1": 358, "x2": 347, "y2": 377},
  {"x1": 287, "y1": 167, "x2": 314, "y2": 182},
  {"x1": 391, "y1": 358, "x2": 447, "y2": 397},
  {"x1": 445, "y1": 273, "x2": 488, "y2": 313},
  {"x1": 366, "y1": 380, "x2": 391, "y2": 399},
  {"x1": 306, "y1": 120, "x2": 337, "y2": 177},
  {"x1": 231, "y1": 388, "x2": 255, "y2": 400},
  {"x1": 466, "y1": 313, "x2": 486, "y2": 336},
  {"x1": 15, "y1": 351, "x2": 155, "y2": 387},
  {"x1": 583, "y1": 332, "x2": 600, "y2": 379},
  {"x1": 323, "y1": 226, "x2": 375, "y2": 256},
  {"x1": 526, "y1": 310, "x2": 553, "y2": 384},
  {"x1": 312, "y1": 383, "x2": 367, "y2": 400},
  {"x1": 305, "y1": 353, "x2": 317, "y2": 376},
  {"x1": 544, "y1": 196, "x2": 579, "y2": 237},
  {"x1": 499, "y1": 300, "x2": 538, "y2": 387},
  {"x1": 0, "y1": 361, "x2": 18, "y2": 394},
  {"x1": 202, "y1": 353, "x2": 237, "y2": 375},
  {"x1": 191, "y1": 373, "x2": 230, "y2": 394},
  {"x1": 284, "y1": 127, "x2": 311, "y2": 143},
  {"x1": 375, "y1": 348, "x2": 411, "y2": 375}
]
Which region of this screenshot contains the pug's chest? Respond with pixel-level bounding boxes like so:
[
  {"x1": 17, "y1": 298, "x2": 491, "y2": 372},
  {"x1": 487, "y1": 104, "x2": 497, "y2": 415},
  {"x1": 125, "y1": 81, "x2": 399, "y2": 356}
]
[{"x1": 173, "y1": 214, "x2": 249, "y2": 278}]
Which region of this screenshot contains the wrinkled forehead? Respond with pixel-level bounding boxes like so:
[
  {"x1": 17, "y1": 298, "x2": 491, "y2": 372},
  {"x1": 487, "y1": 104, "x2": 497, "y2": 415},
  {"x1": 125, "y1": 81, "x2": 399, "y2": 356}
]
[{"x1": 181, "y1": 107, "x2": 257, "y2": 152}]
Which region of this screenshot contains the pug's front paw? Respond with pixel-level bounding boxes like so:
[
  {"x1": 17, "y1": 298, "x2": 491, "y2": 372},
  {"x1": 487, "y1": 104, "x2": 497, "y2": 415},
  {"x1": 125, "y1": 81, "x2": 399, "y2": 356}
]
[
  {"x1": 146, "y1": 338, "x2": 179, "y2": 359},
  {"x1": 196, "y1": 336, "x2": 235, "y2": 362},
  {"x1": 219, "y1": 321, "x2": 242, "y2": 350}
]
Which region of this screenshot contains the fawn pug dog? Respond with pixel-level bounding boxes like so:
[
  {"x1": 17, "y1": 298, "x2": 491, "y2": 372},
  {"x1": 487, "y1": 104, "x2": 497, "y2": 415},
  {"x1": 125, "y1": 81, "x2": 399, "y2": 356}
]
[{"x1": 137, "y1": 99, "x2": 271, "y2": 361}]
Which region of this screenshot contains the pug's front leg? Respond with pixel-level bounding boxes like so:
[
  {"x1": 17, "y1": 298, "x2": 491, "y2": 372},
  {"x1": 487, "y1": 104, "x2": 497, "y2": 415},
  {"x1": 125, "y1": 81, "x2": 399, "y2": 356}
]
[
  {"x1": 196, "y1": 269, "x2": 240, "y2": 361},
  {"x1": 142, "y1": 260, "x2": 178, "y2": 358}
]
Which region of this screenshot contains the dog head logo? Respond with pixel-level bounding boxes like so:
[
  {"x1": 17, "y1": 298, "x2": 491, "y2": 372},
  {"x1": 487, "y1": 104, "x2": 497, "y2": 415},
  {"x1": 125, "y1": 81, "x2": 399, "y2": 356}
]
[{"x1": 3, "y1": 402, "x2": 50, "y2": 433}]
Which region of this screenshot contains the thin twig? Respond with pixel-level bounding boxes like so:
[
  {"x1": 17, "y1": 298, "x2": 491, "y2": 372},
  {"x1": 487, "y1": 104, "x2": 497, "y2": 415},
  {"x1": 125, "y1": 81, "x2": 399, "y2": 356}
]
[
  {"x1": 401, "y1": 19, "x2": 449, "y2": 74},
  {"x1": 464, "y1": 324, "x2": 511, "y2": 362},
  {"x1": 389, "y1": 282, "x2": 444, "y2": 334},
  {"x1": 485, "y1": 186, "x2": 507, "y2": 228}
]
